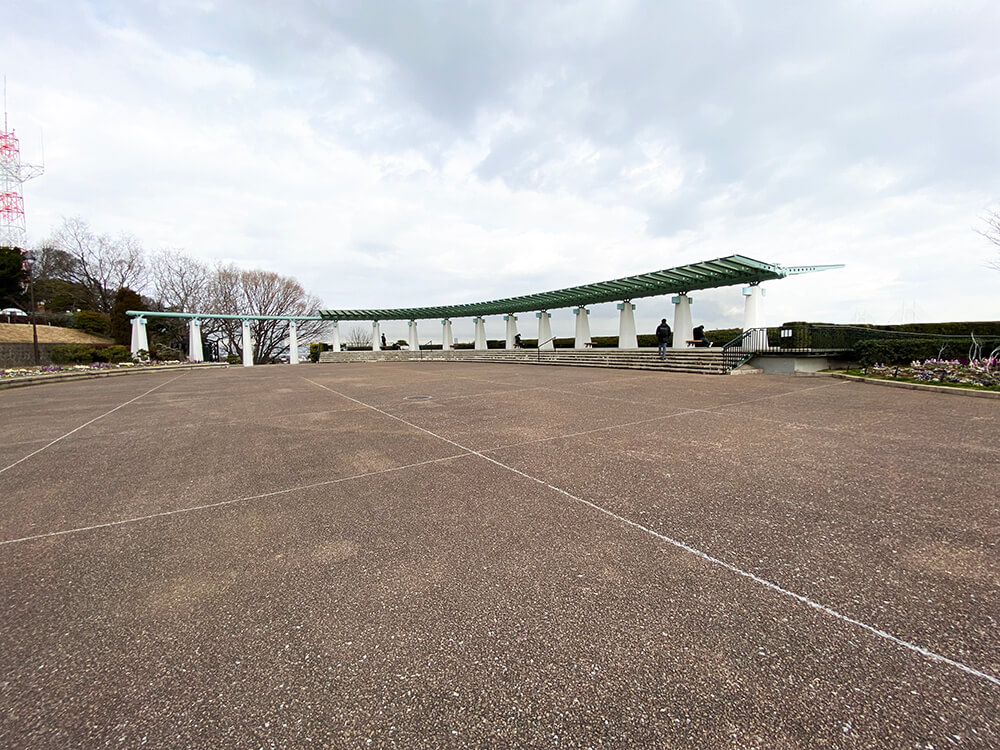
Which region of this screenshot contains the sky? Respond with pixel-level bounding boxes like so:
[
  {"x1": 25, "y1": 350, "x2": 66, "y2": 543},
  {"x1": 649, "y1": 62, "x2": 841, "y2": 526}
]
[{"x1": 3, "y1": 0, "x2": 999, "y2": 344}]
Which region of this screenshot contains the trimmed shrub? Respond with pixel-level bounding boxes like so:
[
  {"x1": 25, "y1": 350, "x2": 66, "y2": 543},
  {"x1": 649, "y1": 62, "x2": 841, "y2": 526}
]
[
  {"x1": 855, "y1": 338, "x2": 1000, "y2": 366},
  {"x1": 50, "y1": 344, "x2": 96, "y2": 364},
  {"x1": 589, "y1": 336, "x2": 619, "y2": 348},
  {"x1": 309, "y1": 342, "x2": 331, "y2": 362},
  {"x1": 72, "y1": 310, "x2": 109, "y2": 336},
  {"x1": 707, "y1": 328, "x2": 742, "y2": 346},
  {"x1": 154, "y1": 345, "x2": 183, "y2": 361},
  {"x1": 92, "y1": 345, "x2": 131, "y2": 363},
  {"x1": 226, "y1": 353, "x2": 241, "y2": 364}
]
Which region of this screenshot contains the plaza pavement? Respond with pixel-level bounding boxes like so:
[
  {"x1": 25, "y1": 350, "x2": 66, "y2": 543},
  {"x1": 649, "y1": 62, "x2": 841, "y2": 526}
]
[{"x1": 1, "y1": 362, "x2": 997, "y2": 748}]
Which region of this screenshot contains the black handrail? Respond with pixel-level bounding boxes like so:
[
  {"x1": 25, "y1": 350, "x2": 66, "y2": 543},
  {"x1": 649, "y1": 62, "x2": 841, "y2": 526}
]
[{"x1": 721, "y1": 328, "x2": 767, "y2": 371}]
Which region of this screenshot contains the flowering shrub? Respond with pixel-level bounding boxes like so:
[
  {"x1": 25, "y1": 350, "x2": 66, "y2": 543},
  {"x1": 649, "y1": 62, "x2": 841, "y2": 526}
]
[
  {"x1": 1, "y1": 360, "x2": 186, "y2": 380},
  {"x1": 867, "y1": 358, "x2": 1000, "y2": 389}
]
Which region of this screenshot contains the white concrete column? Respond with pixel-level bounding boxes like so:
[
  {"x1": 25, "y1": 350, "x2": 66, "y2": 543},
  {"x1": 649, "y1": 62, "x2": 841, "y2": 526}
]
[
  {"x1": 372, "y1": 321, "x2": 381, "y2": 351},
  {"x1": 672, "y1": 294, "x2": 693, "y2": 349},
  {"x1": 241, "y1": 319, "x2": 254, "y2": 367},
  {"x1": 188, "y1": 319, "x2": 204, "y2": 362},
  {"x1": 130, "y1": 316, "x2": 149, "y2": 357},
  {"x1": 441, "y1": 319, "x2": 453, "y2": 350},
  {"x1": 617, "y1": 302, "x2": 638, "y2": 349},
  {"x1": 742, "y1": 284, "x2": 766, "y2": 331},
  {"x1": 408, "y1": 320, "x2": 420, "y2": 351},
  {"x1": 573, "y1": 307, "x2": 591, "y2": 349},
  {"x1": 536, "y1": 311, "x2": 554, "y2": 349},
  {"x1": 331, "y1": 321, "x2": 341, "y2": 352},
  {"x1": 288, "y1": 320, "x2": 299, "y2": 365},
  {"x1": 504, "y1": 314, "x2": 518, "y2": 349},
  {"x1": 474, "y1": 317, "x2": 487, "y2": 350}
]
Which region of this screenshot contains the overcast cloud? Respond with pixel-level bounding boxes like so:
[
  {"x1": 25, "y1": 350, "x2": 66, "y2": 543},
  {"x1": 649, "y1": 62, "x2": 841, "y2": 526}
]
[{"x1": 3, "y1": 0, "x2": 998, "y2": 342}]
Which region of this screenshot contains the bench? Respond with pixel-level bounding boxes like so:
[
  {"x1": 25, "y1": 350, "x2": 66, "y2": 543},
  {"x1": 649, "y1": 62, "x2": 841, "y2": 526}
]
[
  {"x1": 686, "y1": 340, "x2": 712, "y2": 347},
  {"x1": 584, "y1": 341, "x2": 595, "y2": 348}
]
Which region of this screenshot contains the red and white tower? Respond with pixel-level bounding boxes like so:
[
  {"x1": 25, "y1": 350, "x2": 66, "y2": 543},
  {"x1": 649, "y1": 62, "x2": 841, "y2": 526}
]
[{"x1": 0, "y1": 100, "x2": 44, "y2": 249}]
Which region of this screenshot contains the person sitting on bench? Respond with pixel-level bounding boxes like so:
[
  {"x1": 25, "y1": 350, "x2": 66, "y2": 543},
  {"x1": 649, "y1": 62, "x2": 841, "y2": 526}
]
[{"x1": 692, "y1": 325, "x2": 712, "y2": 347}]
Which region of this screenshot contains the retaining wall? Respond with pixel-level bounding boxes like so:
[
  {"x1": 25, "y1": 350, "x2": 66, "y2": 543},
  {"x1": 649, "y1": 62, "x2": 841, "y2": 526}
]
[{"x1": 0, "y1": 342, "x2": 60, "y2": 368}]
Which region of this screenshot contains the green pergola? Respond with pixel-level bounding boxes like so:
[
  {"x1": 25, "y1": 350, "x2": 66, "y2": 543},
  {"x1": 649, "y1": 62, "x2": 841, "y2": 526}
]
[{"x1": 319, "y1": 254, "x2": 841, "y2": 321}]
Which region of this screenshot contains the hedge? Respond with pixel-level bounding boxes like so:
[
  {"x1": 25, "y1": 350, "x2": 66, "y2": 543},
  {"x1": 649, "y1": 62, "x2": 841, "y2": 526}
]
[{"x1": 855, "y1": 338, "x2": 1000, "y2": 366}]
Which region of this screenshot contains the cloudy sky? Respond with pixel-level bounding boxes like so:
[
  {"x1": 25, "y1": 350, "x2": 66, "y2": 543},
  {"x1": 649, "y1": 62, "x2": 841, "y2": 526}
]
[{"x1": 3, "y1": 0, "x2": 999, "y2": 342}]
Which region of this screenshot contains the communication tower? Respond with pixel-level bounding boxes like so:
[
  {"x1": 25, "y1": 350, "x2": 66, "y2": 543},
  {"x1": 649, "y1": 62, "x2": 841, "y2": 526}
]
[{"x1": 0, "y1": 83, "x2": 44, "y2": 249}]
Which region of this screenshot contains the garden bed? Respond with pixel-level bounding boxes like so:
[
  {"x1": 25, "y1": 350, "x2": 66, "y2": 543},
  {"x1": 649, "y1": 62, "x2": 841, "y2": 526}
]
[{"x1": 845, "y1": 358, "x2": 1000, "y2": 392}]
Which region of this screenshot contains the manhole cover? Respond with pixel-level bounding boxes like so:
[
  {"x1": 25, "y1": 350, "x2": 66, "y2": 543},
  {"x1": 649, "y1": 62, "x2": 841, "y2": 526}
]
[{"x1": 403, "y1": 395, "x2": 433, "y2": 401}]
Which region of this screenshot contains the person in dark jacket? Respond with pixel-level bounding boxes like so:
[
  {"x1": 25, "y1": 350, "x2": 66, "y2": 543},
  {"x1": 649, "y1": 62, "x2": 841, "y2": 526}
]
[
  {"x1": 655, "y1": 318, "x2": 672, "y2": 358},
  {"x1": 692, "y1": 325, "x2": 712, "y2": 347}
]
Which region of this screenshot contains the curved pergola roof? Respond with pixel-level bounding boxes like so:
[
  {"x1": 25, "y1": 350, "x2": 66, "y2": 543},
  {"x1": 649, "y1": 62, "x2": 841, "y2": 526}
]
[{"x1": 318, "y1": 255, "x2": 841, "y2": 321}]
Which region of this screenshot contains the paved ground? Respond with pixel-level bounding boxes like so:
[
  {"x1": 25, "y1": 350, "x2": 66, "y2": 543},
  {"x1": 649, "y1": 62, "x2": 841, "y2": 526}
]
[{"x1": 1, "y1": 363, "x2": 997, "y2": 749}]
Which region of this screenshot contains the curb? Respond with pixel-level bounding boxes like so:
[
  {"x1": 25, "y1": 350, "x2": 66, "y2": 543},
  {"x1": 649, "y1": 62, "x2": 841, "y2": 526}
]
[
  {"x1": 826, "y1": 372, "x2": 1000, "y2": 400},
  {"x1": 0, "y1": 363, "x2": 229, "y2": 391}
]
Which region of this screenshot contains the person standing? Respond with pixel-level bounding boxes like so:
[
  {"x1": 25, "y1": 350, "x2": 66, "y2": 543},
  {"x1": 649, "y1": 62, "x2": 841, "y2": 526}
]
[
  {"x1": 655, "y1": 318, "x2": 672, "y2": 359},
  {"x1": 381, "y1": 333, "x2": 387, "y2": 349}
]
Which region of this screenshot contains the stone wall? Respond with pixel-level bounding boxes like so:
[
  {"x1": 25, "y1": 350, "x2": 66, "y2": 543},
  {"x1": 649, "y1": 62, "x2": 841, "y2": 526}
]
[{"x1": 0, "y1": 342, "x2": 60, "y2": 368}]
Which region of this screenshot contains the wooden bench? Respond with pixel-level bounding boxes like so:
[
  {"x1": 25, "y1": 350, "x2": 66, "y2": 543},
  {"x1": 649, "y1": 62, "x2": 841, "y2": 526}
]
[
  {"x1": 686, "y1": 340, "x2": 712, "y2": 347},
  {"x1": 584, "y1": 341, "x2": 595, "y2": 348}
]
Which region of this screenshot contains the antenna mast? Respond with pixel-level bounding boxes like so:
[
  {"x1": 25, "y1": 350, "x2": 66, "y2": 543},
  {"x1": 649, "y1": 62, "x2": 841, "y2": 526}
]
[{"x1": 0, "y1": 78, "x2": 45, "y2": 249}]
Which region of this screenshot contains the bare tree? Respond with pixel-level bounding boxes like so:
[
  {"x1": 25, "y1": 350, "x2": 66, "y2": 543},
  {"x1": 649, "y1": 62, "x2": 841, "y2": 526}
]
[
  {"x1": 51, "y1": 216, "x2": 147, "y2": 312},
  {"x1": 151, "y1": 250, "x2": 211, "y2": 311},
  {"x1": 344, "y1": 325, "x2": 373, "y2": 348},
  {"x1": 978, "y1": 208, "x2": 1000, "y2": 270},
  {"x1": 30, "y1": 243, "x2": 80, "y2": 281},
  {"x1": 146, "y1": 250, "x2": 213, "y2": 349},
  {"x1": 202, "y1": 264, "x2": 327, "y2": 363}
]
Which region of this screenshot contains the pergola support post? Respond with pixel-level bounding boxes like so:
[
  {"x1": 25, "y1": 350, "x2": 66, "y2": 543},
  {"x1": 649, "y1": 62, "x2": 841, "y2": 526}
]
[
  {"x1": 241, "y1": 320, "x2": 254, "y2": 367},
  {"x1": 188, "y1": 319, "x2": 203, "y2": 362},
  {"x1": 505, "y1": 314, "x2": 518, "y2": 349},
  {"x1": 617, "y1": 302, "x2": 637, "y2": 349},
  {"x1": 372, "y1": 321, "x2": 381, "y2": 351},
  {"x1": 474, "y1": 317, "x2": 487, "y2": 350},
  {"x1": 288, "y1": 321, "x2": 299, "y2": 364},
  {"x1": 537, "y1": 311, "x2": 554, "y2": 349},
  {"x1": 742, "y1": 284, "x2": 766, "y2": 331},
  {"x1": 408, "y1": 320, "x2": 420, "y2": 351},
  {"x1": 441, "y1": 319, "x2": 452, "y2": 350},
  {"x1": 130, "y1": 316, "x2": 149, "y2": 358},
  {"x1": 573, "y1": 307, "x2": 591, "y2": 349},
  {"x1": 672, "y1": 294, "x2": 693, "y2": 349},
  {"x1": 331, "y1": 321, "x2": 341, "y2": 352}
]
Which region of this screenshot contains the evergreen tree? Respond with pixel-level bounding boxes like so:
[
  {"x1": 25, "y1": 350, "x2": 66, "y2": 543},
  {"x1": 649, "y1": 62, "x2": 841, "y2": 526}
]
[
  {"x1": 110, "y1": 287, "x2": 145, "y2": 345},
  {"x1": 0, "y1": 246, "x2": 27, "y2": 309}
]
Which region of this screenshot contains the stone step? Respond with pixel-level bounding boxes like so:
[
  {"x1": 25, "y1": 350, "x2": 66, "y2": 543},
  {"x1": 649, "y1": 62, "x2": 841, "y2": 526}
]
[{"x1": 320, "y1": 348, "x2": 729, "y2": 374}]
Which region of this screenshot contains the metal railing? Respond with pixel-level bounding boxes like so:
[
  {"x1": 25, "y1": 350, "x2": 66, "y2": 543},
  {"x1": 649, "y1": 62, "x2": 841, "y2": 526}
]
[
  {"x1": 537, "y1": 337, "x2": 557, "y2": 362},
  {"x1": 720, "y1": 328, "x2": 770, "y2": 371}
]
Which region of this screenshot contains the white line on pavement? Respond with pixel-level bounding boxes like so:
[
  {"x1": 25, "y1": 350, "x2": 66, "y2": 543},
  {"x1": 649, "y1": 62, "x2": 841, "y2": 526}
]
[
  {"x1": 0, "y1": 453, "x2": 469, "y2": 547},
  {"x1": 0, "y1": 374, "x2": 188, "y2": 476},
  {"x1": 303, "y1": 376, "x2": 1000, "y2": 690}
]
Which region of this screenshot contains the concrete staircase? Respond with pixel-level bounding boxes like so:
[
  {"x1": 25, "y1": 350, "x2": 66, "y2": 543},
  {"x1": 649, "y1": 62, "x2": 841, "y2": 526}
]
[{"x1": 319, "y1": 348, "x2": 730, "y2": 375}]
